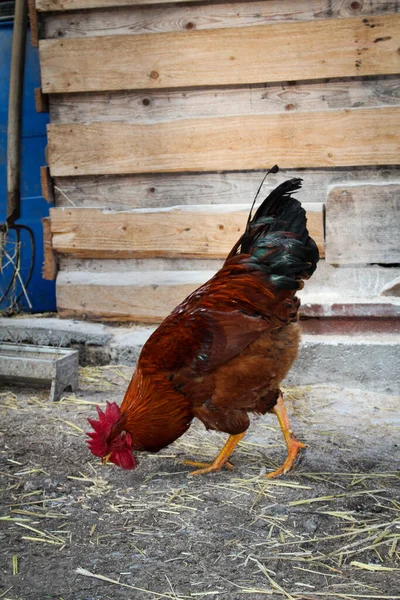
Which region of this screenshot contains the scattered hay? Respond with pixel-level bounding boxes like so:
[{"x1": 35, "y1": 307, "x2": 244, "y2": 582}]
[
  {"x1": 1, "y1": 379, "x2": 399, "y2": 599},
  {"x1": 79, "y1": 365, "x2": 131, "y2": 391},
  {"x1": 12, "y1": 555, "x2": 18, "y2": 576},
  {"x1": 76, "y1": 566, "x2": 189, "y2": 598}
]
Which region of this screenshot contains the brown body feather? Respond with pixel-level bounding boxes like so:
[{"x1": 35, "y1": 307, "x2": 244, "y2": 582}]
[
  {"x1": 111, "y1": 178, "x2": 319, "y2": 460},
  {"x1": 119, "y1": 265, "x2": 302, "y2": 449}
]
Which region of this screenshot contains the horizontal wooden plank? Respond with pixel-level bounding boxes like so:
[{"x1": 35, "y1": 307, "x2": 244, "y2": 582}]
[
  {"x1": 59, "y1": 256, "x2": 223, "y2": 272},
  {"x1": 47, "y1": 107, "x2": 400, "y2": 176},
  {"x1": 37, "y1": 0, "x2": 203, "y2": 11},
  {"x1": 326, "y1": 184, "x2": 400, "y2": 264},
  {"x1": 57, "y1": 270, "x2": 211, "y2": 321},
  {"x1": 39, "y1": 15, "x2": 400, "y2": 93},
  {"x1": 60, "y1": 257, "x2": 400, "y2": 289},
  {"x1": 49, "y1": 203, "x2": 324, "y2": 259},
  {"x1": 42, "y1": 1, "x2": 392, "y2": 38},
  {"x1": 49, "y1": 78, "x2": 400, "y2": 125},
  {"x1": 53, "y1": 167, "x2": 400, "y2": 210},
  {"x1": 56, "y1": 270, "x2": 400, "y2": 322},
  {"x1": 59, "y1": 258, "x2": 400, "y2": 300}
]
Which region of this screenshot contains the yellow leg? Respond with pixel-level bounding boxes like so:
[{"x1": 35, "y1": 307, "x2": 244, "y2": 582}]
[
  {"x1": 186, "y1": 432, "x2": 245, "y2": 476},
  {"x1": 266, "y1": 393, "x2": 306, "y2": 479}
]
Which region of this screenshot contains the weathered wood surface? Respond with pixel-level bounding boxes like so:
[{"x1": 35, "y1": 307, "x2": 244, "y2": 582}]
[
  {"x1": 56, "y1": 270, "x2": 212, "y2": 321},
  {"x1": 40, "y1": 166, "x2": 55, "y2": 203},
  {"x1": 47, "y1": 107, "x2": 400, "y2": 176},
  {"x1": 42, "y1": 217, "x2": 58, "y2": 280},
  {"x1": 326, "y1": 185, "x2": 400, "y2": 264},
  {"x1": 37, "y1": 0, "x2": 205, "y2": 11},
  {"x1": 34, "y1": 88, "x2": 49, "y2": 113},
  {"x1": 28, "y1": 0, "x2": 39, "y2": 47},
  {"x1": 42, "y1": 1, "x2": 394, "y2": 38},
  {"x1": 59, "y1": 257, "x2": 399, "y2": 286},
  {"x1": 53, "y1": 167, "x2": 400, "y2": 210},
  {"x1": 381, "y1": 277, "x2": 400, "y2": 297},
  {"x1": 49, "y1": 203, "x2": 324, "y2": 259},
  {"x1": 59, "y1": 258, "x2": 400, "y2": 299},
  {"x1": 59, "y1": 256, "x2": 223, "y2": 272},
  {"x1": 56, "y1": 270, "x2": 400, "y2": 322},
  {"x1": 49, "y1": 78, "x2": 400, "y2": 125},
  {"x1": 40, "y1": 15, "x2": 400, "y2": 93}
]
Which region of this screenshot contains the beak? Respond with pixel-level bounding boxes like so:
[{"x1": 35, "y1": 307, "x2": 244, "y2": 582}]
[{"x1": 101, "y1": 453, "x2": 112, "y2": 465}]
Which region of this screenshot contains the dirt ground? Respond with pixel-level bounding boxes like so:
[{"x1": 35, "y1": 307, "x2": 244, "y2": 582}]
[{"x1": 1, "y1": 365, "x2": 399, "y2": 600}]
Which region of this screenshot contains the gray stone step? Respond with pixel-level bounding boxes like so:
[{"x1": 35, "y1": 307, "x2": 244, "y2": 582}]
[{"x1": 0, "y1": 317, "x2": 399, "y2": 394}]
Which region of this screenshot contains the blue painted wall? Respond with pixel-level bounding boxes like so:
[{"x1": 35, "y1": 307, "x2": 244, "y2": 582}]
[{"x1": 0, "y1": 21, "x2": 56, "y2": 312}]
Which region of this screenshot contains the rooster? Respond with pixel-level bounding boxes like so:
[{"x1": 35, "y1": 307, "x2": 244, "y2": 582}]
[{"x1": 87, "y1": 175, "x2": 319, "y2": 477}]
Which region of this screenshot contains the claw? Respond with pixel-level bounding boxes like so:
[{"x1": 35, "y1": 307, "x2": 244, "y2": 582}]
[
  {"x1": 266, "y1": 439, "x2": 306, "y2": 479},
  {"x1": 265, "y1": 392, "x2": 306, "y2": 479},
  {"x1": 184, "y1": 432, "x2": 245, "y2": 476}
]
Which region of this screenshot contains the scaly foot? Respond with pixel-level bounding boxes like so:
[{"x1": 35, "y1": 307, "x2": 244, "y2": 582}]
[
  {"x1": 184, "y1": 432, "x2": 245, "y2": 476},
  {"x1": 264, "y1": 392, "x2": 306, "y2": 479},
  {"x1": 266, "y1": 439, "x2": 306, "y2": 479},
  {"x1": 184, "y1": 459, "x2": 234, "y2": 475}
]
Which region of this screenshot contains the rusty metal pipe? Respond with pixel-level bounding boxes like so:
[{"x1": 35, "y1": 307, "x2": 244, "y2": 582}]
[{"x1": 7, "y1": 0, "x2": 28, "y2": 225}]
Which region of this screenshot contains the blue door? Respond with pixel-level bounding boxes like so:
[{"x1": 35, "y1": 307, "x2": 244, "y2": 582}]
[{"x1": 0, "y1": 18, "x2": 56, "y2": 313}]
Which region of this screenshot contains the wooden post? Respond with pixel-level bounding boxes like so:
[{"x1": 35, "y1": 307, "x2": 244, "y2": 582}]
[
  {"x1": 28, "y1": 0, "x2": 39, "y2": 48},
  {"x1": 40, "y1": 166, "x2": 55, "y2": 204},
  {"x1": 42, "y1": 217, "x2": 58, "y2": 280},
  {"x1": 34, "y1": 88, "x2": 49, "y2": 113}
]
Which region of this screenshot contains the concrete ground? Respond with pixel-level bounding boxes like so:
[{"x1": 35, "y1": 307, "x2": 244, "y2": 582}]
[{"x1": 0, "y1": 365, "x2": 399, "y2": 600}]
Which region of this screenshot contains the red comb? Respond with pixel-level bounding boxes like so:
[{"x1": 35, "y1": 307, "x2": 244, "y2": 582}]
[{"x1": 86, "y1": 401, "x2": 121, "y2": 457}]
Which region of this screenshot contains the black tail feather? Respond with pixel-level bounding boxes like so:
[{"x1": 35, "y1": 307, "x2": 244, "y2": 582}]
[
  {"x1": 250, "y1": 178, "x2": 306, "y2": 240},
  {"x1": 230, "y1": 178, "x2": 319, "y2": 288}
]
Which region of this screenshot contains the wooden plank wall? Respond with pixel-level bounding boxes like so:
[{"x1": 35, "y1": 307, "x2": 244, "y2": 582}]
[
  {"x1": 326, "y1": 185, "x2": 400, "y2": 265},
  {"x1": 49, "y1": 204, "x2": 325, "y2": 259},
  {"x1": 35, "y1": 0, "x2": 400, "y2": 322},
  {"x1": 40, "y1": 15, "x2": 400, "y2": 92}
]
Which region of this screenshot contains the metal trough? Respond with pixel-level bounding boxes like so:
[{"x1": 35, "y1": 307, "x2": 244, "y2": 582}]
[{"x1": 0, "y1": 343, "x2": 79, "y2": 401}]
